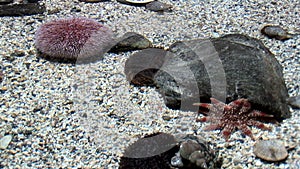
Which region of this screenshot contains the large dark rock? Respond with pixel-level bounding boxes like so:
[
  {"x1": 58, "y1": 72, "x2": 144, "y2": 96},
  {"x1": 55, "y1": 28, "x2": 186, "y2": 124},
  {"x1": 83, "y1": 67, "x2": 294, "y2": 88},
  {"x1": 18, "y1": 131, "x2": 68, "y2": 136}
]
[
  {"x1": 0, "y1": 0, "x2": 13, "y2": 5},
  {"x1": 124, "y1": 48, "x2": 167, "y2": 86},
  {"x1": 160, "y1": 34, "x2": 290, "y2": 120},
  {"x1": 119, "y1": 132, "x2": 178, "y2": 169},
  {"x1": 124, "y1": 34, "x2": 290, "y2": 120},
  {"x1": 0, "y1": 2, "x2": 46, "y2": 16}
]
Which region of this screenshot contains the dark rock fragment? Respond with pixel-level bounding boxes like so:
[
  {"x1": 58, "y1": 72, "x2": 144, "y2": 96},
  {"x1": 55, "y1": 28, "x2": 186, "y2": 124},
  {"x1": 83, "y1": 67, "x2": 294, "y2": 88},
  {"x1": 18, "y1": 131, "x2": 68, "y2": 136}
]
[
  {"x1": 27, "y1": 0, "x2": 41, "y2": 3},
  {"x1": 145, "y1": 1, "x2": 172, "y2": 12},
  {"x1": 261, "y1": 25, "x2": 293, "y2": 40},
  {"x1": 79, "y1": 0, "x2": 110, "y2": 2},
  {"x1": 119, "y1": 133, "x2": 221, "y2": 169},
  {"x1": 117, "y1": 0, "x2": 154, "y2": 6},
  {"x1": 109, "y1": 32, "x2": 152, "y2": 53},
  {"x1": 124, "y1": 48, "x2": 167, "y2": 86},
  {"x1": 0, "y1": 2, "x2": 46, "y2": 16},
  {"x1": 0, "y1": 0, "x2": 13, "y2": 5},
  {"x1": 119, "y1": 132, "x2": 178, "y2": 169},
  {"x1": 0, "y1": 69, "x2": 3, "y2": 84}
]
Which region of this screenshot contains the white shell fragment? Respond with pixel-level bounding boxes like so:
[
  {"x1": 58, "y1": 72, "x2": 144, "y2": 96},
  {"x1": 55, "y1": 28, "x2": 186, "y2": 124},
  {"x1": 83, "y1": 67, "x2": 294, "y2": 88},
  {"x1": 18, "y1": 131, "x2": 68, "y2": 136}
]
[{"x1": 0, "y1": 135, "x2": 12, "y2": 149}]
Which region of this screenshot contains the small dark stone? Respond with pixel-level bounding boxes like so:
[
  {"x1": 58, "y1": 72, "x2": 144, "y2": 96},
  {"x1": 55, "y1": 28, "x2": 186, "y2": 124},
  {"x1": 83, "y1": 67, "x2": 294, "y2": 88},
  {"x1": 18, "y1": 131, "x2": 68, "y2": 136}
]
[
  {"x1": 109, "y1": 32, "x2": 152, "y2": 53},
  {"x1": 27, "y1": 0, "x2": 41, "y2": 3},
  {"x1": 0, "y1": 69, "x2": 3, "y2": 84},
  {"x1": 119, "y1": 132, "x2": 178, "y2": 169},
  {"x1": 261, "y1": 25, "x2": 293, "y2": 40},
  {"x1": 145, "y1": 1, "x2": 172, "y2": 12},
  {"x1": 79, "y1": 0, "x2": 110, "y2": 2},
  {"x1": 0, "y1": 2, "x2": 46, "y2": 16},
  {"x1": 117, "y1": 0, "x2": 154, "y2": 6},
  {"x1": 70, "y1": 7, "x2": 81, "y2": 12},
  {"x1": 11, "y1": 50, "x2": 25, "y2": 57},
  {"x1": 162, "y1": 115, "x2": 172, "y2": 121}
]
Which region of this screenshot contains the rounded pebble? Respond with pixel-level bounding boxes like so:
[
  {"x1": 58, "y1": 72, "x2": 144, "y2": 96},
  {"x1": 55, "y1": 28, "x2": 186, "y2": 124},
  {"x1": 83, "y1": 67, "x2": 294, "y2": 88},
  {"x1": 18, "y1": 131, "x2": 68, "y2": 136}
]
[{"x1": 253, "y1": 139, "x2": 288, "y2": 162}]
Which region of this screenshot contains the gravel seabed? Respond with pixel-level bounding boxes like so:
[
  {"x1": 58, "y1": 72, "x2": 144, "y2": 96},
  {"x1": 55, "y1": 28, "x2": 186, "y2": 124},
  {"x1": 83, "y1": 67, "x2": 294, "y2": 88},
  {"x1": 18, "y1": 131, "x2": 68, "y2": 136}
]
[{"x1": 0, "y1": 0, "x2": 299, "y2": 168}]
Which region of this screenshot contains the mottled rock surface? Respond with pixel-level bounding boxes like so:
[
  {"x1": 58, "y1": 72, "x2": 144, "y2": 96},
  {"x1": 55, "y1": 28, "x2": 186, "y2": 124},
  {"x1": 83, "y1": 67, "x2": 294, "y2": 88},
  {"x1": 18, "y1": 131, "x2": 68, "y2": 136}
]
[
  {"x1": 261, "y1": 25, "x2": 293, "y2": 40},
  {"x1": 124, "y1": 48, "x2": 167, "y2": 86},
  {"x1": 124, "y1": 34, "x2": 290, "y2": 120},
  {"x1": 145, "y1": 1, "x2": 172, "y2": 12},
  {"x1": 109, "y1": 32, "x2": 152, "y2": 53},
  {"x1": 287, "y1": 95, "x2": 300, "y2": 109},
  {"x1": 253, "y1": 139, "x2": 288, "y2": 162},
  {"x1": 155, "y1": 34, "x2": 290, "y2": 120},
  {"x1": 171, "y1": 134, "x2": 222, "y2": 169},
  {"x1": 119, "y1": 132, "x2": 178, "y2": 169},
  {"x1": 0, "y1": 2, "x2": 46, "y2": 16}
]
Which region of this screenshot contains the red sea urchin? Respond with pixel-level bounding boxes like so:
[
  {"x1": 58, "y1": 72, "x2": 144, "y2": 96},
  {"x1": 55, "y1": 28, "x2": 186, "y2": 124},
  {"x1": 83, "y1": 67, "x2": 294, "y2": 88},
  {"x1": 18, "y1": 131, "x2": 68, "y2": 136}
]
[
  {"x1": 35, "y1": 17, "x2": 115, "y2": 63},
  {"x1": 194, "y1": 98, "x2": 275, "y2": 141}
]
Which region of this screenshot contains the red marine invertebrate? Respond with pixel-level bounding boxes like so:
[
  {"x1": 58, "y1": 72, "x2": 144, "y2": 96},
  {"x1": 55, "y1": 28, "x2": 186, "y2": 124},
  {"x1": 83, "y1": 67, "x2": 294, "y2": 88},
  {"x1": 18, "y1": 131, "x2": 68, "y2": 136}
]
[{"x1": 194, "y1": 98, "x2": 274, "y2": 141}]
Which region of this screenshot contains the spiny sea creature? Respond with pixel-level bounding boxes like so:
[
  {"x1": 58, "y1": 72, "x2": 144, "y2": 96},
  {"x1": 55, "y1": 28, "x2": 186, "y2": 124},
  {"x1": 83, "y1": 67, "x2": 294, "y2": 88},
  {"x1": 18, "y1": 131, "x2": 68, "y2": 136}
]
[
  {"x1": 35, "y1": 17, "x2": 114, "y2": 63},
  {"x1": 193, "y1": 98, "x2": 274, "y2": 141}
]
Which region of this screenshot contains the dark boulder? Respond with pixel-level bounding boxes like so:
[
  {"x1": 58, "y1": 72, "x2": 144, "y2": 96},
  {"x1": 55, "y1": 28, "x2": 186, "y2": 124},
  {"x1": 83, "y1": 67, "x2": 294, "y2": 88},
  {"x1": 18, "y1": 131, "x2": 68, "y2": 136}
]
[
  {"x1": 124, "y1": 34, "x2": 290, "y2": 120},
  {"x1": 124, "y1": 48, "x2": 167, "y2": 86},
  {"x1": 0, "y1": 2, "x2": 46, "y2": 16}
]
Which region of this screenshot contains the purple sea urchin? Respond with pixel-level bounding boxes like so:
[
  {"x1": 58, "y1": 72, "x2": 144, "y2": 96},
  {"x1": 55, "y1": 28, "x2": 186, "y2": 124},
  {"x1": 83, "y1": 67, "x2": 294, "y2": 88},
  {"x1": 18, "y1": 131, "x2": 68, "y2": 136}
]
[{"x1": 35, "y1": 17, "x2": 114, "y2": 63}]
